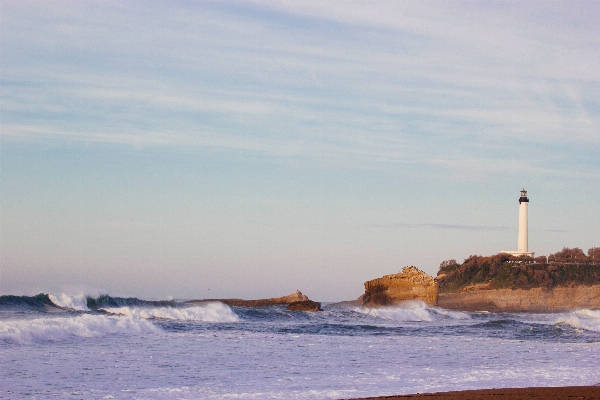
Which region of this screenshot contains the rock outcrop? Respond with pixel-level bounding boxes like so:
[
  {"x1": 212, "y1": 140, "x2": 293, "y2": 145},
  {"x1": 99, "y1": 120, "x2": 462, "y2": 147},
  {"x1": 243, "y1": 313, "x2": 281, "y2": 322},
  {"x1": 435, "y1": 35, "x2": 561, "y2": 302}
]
[
  {"x1": 362, "y1": 266, "x2": 438, "y2": 307},
  {"x1": 286, "y1": 300, "x2": 323, "y2": 312},
  {"x1": 438, "y1": 285, "x2": 600, "y2": 312},
  {"x1": 186, "y1": 290, "x2": 310, "y2": 307}
]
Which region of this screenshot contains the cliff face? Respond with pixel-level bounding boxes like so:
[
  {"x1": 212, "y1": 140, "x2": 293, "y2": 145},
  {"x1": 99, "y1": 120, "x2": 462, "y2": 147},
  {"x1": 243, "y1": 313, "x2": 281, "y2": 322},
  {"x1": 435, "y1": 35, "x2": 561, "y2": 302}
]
[
  {"x1": 433, "y1": 252, "x2": 600, "y2": 312},
  {"x1": 360, "y1": 263, "x2": 600, "y2": 311},
  {"x1": 362, "y1": 266, "x2": 438, "y2": 307},
  {"x1": 437, "y1": 285, "x2": 600, "y2": 312}
]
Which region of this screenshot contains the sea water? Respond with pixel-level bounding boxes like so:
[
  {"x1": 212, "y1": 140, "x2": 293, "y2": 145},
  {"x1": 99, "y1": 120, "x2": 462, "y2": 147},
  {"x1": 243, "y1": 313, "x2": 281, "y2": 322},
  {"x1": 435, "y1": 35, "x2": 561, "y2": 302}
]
[{"x1": 1, "y1": 294, "x2": 599, "y2": 399}]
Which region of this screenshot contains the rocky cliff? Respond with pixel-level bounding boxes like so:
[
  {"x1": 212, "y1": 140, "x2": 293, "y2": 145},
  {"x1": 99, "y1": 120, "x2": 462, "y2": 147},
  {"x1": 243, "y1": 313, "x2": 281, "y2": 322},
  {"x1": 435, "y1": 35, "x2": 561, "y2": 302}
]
[
  {"x1": 434, "y1": 252, "x2": 600, "y2": 312},
  {"x1": 362, "y1": 266, "x2": 438, "y2": 307},
  {"x1": 438, "y1": 285, "x2": 600, "y2": 312},
  {"x1": 359, "y1": 260, "x2": 600, "y2": 311},
  {"x1": 186, "y1": 290, "x2": 309, "y2": 307}
]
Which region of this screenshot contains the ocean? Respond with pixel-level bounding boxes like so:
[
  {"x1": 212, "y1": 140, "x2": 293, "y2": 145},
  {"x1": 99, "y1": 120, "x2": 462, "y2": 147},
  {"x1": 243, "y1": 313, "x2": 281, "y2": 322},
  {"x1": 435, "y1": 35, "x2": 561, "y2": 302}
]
[{"x1": 1, "y1": 294, "x2": 599, "y2": 399}]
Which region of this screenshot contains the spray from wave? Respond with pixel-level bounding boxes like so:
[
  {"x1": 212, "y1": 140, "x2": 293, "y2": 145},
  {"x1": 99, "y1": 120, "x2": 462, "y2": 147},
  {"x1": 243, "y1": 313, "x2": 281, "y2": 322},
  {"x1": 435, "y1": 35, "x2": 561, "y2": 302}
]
[
  {"x1": 555, "y1": 309, "x2": 600, "y2": 332},
  {"x1": 102, "y1": 302, "x2": 240, "y2": 322},
  {"x1": 49, "y1": 293, "x2": 90, "y2": 311},
  {"x1": 354, "y1": 300, "x2": 470, "y2": 322}
]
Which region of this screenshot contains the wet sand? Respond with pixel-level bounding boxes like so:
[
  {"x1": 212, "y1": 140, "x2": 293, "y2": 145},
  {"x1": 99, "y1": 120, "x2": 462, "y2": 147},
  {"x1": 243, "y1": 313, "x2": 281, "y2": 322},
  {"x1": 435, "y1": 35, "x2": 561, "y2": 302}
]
[{"x1": 346, "y1": 386, "x2": 600, "y2": 400}]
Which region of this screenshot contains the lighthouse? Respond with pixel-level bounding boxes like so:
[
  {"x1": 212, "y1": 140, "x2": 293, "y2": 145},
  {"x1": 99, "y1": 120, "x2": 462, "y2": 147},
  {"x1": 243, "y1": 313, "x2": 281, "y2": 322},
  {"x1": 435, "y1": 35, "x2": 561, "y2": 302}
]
[
  {"x1": 517, "y1": 189, "x2": 529, "y2": 253},
  {"x1": 502, "y1": 189, "x2": 533, "y2": 257}
]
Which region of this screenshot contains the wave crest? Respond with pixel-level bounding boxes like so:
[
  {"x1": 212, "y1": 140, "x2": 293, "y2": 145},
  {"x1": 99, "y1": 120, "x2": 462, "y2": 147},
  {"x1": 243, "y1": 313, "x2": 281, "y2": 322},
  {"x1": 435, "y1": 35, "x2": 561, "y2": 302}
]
[
  {"x1": 101, "y1": 302, "x2": 239, "y2": 322},
  {"x1": 555, "y1": 309, "x2": 600, "y2": 332},
  {"x1": 86, "y1": 295, "x2": 176, "y2": 309},
  {"x1": 0, "y1": 314, "x2": 159, "y2": 344},
  {"x1": 0, "y1": 294, "x2": 56, "y2": 309},
  {"x1": 49, "y1": 293, "x2": 89, "y2": 311},
  {"x1": 355, "y1": 300, "x2": 471, "y2": 322}
]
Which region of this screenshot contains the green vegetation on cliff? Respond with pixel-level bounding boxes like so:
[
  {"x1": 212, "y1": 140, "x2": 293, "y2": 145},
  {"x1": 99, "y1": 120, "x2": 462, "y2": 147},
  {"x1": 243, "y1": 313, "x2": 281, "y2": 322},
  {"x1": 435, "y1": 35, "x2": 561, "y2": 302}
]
[{"x1": 437, "y1": 247, "x2": 600, "y2": 293}]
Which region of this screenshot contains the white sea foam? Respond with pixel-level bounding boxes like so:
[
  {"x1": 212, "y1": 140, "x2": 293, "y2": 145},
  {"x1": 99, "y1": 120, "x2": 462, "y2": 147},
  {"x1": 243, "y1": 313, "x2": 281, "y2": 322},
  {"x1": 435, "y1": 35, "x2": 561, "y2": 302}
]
[
  {"x1": 555, "y1": 309, "x2": 600, "y2": 332},
  {"x1": 2, "y1": 308, "x2": 599, "y2": 398},
  {"x1": 0, "y1": 314, "x2": 159, "y2": 344},
  {"x1": 101, "y1": 302, "x2": 239, "y2": 322},
  {"x1": 49, "y1": 293, "x2": 90, "y2": 311},
  {"x1": 430, "y1": 306, "x2": 471, "y2": 320},
  {"x1": 141, "y1": 385, "x2": 359, "y2": 399},
  {"x1": 354, "y1": 300, "x2": 470, "y2": 322}
]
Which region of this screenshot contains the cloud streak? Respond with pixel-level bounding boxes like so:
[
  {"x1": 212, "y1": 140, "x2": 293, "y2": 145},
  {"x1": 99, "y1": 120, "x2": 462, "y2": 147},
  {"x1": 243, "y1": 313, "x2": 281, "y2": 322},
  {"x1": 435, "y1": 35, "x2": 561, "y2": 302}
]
[
  {"x1": 368, "y1": 223, "x2": 512, "y2": 232},
  {"x1": 2, "y1": 1, "x2": 599, "y2": 180}
]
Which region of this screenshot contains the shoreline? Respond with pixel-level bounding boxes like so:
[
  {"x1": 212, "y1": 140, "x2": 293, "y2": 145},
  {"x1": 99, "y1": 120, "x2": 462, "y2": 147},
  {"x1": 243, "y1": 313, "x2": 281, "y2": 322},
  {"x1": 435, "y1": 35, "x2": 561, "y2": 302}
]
[{"x1": 344, "y1": 386, "x2": 600, "y2": 400}]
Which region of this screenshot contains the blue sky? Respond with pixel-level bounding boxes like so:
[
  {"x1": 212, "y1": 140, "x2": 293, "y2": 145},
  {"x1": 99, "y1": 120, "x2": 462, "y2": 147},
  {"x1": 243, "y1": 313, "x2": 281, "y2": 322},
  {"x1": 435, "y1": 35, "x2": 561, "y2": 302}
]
[{"x1": 2, "y1": 1, "x2": 599, "y2": 300}]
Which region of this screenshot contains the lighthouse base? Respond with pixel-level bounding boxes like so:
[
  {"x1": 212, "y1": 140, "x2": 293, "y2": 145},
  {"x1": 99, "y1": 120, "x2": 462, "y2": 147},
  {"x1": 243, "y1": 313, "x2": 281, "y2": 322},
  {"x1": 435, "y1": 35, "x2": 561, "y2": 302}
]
[{"x1": 501, "y1": 251, "x2": 534, "y2": 257}]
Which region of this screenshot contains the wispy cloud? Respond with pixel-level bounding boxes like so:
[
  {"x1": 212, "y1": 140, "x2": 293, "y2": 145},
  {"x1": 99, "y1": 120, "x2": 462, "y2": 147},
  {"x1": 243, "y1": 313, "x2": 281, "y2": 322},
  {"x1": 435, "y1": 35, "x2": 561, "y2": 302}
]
[
  {"x1": 2, "y1": 1, "x2": 599, "y2": 179},
  {"x1": 367, "y1": 222, "x2": 512, "y2": 231}
]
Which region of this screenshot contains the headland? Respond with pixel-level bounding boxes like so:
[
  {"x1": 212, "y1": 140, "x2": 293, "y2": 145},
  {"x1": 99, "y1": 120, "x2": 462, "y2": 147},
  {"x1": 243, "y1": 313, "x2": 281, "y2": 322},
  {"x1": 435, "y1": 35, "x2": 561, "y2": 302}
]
[
  {"x1": 358, "y1": 247, "x2": 600, "y2": 312},
  {"x1": 436, "y1": 249, "x2": 600, "y2": 312}
]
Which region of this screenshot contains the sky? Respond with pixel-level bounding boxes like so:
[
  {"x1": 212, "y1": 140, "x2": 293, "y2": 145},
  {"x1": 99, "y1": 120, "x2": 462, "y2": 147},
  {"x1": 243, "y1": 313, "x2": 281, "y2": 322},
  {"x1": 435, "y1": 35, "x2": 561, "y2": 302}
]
[{"x1": 1, "y1": 1, "x2": 599, "y2": 301}]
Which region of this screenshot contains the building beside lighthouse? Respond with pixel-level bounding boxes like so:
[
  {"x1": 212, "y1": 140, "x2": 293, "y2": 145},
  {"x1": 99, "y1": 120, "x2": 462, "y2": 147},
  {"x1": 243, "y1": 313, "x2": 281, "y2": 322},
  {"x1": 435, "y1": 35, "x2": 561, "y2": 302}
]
[{"x1": 502, "y1": 189, "x2": 534, "y2": 257}]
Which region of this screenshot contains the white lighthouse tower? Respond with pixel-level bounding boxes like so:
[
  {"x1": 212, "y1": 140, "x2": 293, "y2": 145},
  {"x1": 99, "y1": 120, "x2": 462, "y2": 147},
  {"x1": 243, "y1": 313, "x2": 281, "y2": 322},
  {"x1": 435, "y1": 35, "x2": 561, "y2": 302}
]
[
  {"x1": 517, "y1": 189, "x2": 529, "y2": 253},
  {"x1": 502, "y1": 189, "x2": 533, "y2": 257}
]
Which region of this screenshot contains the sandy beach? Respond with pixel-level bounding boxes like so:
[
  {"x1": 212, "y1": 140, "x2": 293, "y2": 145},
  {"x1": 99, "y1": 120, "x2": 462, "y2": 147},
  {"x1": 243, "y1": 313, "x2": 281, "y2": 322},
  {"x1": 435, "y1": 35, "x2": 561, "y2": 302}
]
[{"x1": 347, "y1": 386, "x2": 600, "y2": 400}]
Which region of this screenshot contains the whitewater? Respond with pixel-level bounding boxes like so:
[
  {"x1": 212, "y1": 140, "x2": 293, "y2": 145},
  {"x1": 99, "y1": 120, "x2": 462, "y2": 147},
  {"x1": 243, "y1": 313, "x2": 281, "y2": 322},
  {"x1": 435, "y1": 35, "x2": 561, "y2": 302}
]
[{"x1": 1, "y1": 294, "x2": 599, "y2": 399}]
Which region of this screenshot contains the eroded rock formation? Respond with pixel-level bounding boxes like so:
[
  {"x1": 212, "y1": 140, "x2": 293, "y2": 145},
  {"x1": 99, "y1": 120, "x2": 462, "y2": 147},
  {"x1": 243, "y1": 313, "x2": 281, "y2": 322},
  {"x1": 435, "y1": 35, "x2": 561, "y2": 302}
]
[
  {"x1": 186, "y1": 290, "x2": 309, "y2": 307},
  {"x1": 286, "y1": 300, "x2": 323, "y2": 312},
  {"x1": 362, "y1": 266, "x2": 438, "y2": 307}
]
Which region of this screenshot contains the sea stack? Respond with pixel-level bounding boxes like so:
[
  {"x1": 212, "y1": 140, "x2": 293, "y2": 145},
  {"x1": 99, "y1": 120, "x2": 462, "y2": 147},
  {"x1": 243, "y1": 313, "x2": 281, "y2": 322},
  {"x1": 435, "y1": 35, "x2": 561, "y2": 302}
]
[{"x1": 362, "y1": 266, "x2": 438, "y2": 307}]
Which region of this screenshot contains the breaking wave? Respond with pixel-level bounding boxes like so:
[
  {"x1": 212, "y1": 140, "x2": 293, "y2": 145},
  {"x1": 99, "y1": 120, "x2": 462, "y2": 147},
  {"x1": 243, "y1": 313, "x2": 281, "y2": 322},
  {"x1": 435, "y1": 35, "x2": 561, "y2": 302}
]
[
  {"x1": 354, "y1": 300, "x2": 470, "y2": 322},
  {"x1": 102, "y1": 302, "x2": 240, "y2": 322},
  {"x1": 0, "y1": 314, "x2": 159, "y2": 344},
  {"x1": 49, "y1": 293, "x2": 89, "y2": 311},
  {"x1": 0, "y1": 293, "x2": 239, "y2": 331},
  {"x1": 0, "y1": 293, "x2": 180, "y2": 312},
  {"x1": 0, "y1": 294, "x2": 57, "y2": 310},
  {"x1": 555, "y1": 309, "x2": 600, "y2": 332},
  {"x1": 86, "y1": 294, "x2": 176, "y2": 310}
]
